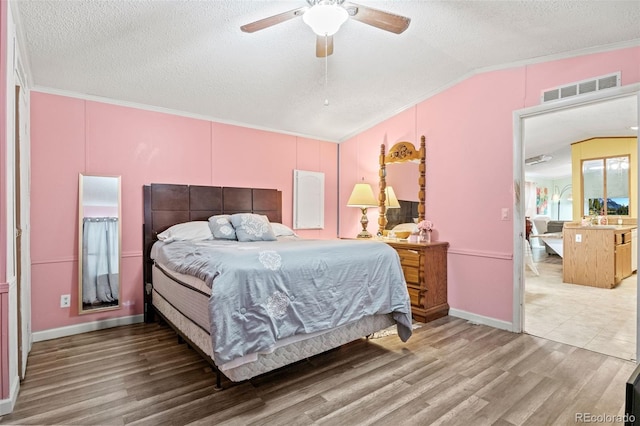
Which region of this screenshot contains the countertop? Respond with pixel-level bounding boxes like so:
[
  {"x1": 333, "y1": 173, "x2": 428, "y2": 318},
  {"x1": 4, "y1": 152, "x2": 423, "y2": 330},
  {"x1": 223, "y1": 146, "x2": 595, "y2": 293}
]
[{"x1": 568, "y1": 225, "x2": 637, "y2": 231}]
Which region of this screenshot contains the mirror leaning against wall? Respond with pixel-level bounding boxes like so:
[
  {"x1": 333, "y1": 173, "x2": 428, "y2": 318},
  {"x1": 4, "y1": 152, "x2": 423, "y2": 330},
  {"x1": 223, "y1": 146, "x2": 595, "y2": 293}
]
[{"x1": 78, "y1": 174, "x2": 121, "y2": 314}]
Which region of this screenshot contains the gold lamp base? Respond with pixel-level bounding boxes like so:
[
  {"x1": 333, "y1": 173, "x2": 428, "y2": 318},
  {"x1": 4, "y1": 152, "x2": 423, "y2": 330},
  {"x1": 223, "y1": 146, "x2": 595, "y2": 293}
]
[{"x1": 356, "y1": 207, "x2": 372, "y2": 238}]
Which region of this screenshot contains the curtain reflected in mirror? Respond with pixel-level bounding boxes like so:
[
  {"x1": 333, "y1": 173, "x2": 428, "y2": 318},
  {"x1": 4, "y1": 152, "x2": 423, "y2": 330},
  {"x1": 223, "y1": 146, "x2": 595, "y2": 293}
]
[{"x1": 78, "y1": 174, "x2": 121, "y2": 314}]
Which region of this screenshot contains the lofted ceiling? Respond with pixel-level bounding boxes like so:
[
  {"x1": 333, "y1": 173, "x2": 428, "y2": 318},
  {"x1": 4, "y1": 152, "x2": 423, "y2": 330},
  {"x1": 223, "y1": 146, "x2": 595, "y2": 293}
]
[{"x1": 13, "y1": 0, "x2": 640, "y2": 153}]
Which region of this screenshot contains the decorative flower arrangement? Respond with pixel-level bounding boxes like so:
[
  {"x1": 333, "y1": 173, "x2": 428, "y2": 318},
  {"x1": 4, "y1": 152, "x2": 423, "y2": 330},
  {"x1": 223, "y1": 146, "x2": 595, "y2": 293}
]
[{"x1": 417, "y1": 220, "x2": 434, "y2": 232}]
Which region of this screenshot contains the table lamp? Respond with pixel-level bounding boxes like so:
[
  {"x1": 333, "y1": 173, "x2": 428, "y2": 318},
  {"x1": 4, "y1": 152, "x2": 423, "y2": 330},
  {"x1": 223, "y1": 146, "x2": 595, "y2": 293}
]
[
  {"x1": 385, "y1": 186, "x2": 400, "y2": 209},
  {"x1": 347, "y1": 182, "x2": 378, "y2": 238}
]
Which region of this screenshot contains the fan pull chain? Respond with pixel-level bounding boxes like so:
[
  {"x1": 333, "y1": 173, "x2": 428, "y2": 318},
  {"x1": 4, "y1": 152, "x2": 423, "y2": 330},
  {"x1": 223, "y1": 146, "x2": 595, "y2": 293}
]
[{"x1": 324, "y1": 34, "x2": 329, "y2": 106}]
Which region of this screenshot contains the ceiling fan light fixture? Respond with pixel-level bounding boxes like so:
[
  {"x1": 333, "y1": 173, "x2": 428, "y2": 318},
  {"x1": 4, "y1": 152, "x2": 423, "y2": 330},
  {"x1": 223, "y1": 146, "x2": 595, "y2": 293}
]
[{"x1": 303, "y1": 3, "x2": 349, "y2": 36}]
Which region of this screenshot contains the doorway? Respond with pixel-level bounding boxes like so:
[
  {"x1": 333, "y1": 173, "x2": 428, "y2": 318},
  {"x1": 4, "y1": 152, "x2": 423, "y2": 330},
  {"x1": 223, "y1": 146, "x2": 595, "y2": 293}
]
[{"x1": 513, "y1": 85, "x2": 640, "y2": 361}]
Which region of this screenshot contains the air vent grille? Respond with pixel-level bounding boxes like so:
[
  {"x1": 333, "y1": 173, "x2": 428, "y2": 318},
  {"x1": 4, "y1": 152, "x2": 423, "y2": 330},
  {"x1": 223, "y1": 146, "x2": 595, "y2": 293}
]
[
  {"x1": 579, "y1": 80, "x2": 597, "y2": 94},
  {"x1": 598, "y1": 74, "x2": 618, "y2": 90},
  {"x1": 560, "y1": 85, "x2": 577, "y2": 98},
  {"x1": 543, "y1": 89, "x2": 560, "y2": 102},
  {"x1": 541, "y1": 72, "x2": 620, "y2": 103}
]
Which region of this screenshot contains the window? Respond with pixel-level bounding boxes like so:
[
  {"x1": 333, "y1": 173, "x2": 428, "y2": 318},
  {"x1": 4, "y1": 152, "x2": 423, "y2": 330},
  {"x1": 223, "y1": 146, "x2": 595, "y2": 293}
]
[{"x1": 582, "y1": 155, "x2": 630, "y2": 216}]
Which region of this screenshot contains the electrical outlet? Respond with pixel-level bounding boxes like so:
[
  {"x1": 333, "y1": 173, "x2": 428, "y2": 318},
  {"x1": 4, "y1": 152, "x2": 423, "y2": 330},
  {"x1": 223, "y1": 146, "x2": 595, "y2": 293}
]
[
  {"x1": 575, "y1": 234, "x2": 582, "y2": 243},
  {"x1": 60, "y1": 294, "x2": 70, "y2": 308},
  {"x1": 501, "y1": 208, "x2": 510, "y2": 220}
]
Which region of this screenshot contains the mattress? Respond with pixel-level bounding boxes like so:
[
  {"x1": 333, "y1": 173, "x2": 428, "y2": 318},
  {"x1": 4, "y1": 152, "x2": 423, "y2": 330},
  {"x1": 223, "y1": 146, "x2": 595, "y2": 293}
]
[
  {"x1": 153, "y1": 262, "x2": 210, "y2": 331},
  {"x1": 152, "y1": 237, "x2": 412, "y2": 367},
  {"x1": 151, "y1": 263, "x2": 395, "y2": 382}
]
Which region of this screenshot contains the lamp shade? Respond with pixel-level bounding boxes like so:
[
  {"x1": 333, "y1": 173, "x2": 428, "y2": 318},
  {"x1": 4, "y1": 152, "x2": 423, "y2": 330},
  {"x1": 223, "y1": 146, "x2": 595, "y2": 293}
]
[
  {"x1": 385, "y1": 186, "x2": 400, "y2": 209},
  {"x1": 302, "y1": 3, "x2": 349, "y2": 36},
  {"x1": 347, "y1": 183, "x2": 377, "y2": 208}
]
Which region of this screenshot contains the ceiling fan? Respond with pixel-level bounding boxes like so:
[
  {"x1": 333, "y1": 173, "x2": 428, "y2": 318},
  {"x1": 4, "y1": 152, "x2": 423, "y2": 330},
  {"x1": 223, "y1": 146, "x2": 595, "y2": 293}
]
[{"x1": 240, "y1": 0, "x2": 411, "y2": 57}]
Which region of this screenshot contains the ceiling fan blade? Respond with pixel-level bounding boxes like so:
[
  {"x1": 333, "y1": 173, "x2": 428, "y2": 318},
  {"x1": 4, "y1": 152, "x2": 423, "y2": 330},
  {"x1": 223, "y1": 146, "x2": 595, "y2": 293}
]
[
  {"x1": 343, "y1": 2, "x2": 410, "y2": 34},
  {"x1": 316, "y1": 35, "x2": 334, "y2": 58},
  {"x1": 240, "y1": 6, "x2": 308, "y2": 33}
]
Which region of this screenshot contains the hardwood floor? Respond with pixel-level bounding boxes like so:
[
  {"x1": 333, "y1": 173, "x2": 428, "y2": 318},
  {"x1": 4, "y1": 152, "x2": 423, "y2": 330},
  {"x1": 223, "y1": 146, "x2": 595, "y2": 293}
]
[{"x1": 1, "y1": 317, "x2": 636, "y2": 425}]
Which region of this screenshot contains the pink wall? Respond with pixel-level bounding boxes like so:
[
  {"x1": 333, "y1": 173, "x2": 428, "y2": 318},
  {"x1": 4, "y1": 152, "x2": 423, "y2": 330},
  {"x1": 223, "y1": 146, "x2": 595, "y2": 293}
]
[
  {"x1": 25, "y1": 45, "x2": 640, "y2": 332},
  {"x1": 30, "y1": 93, "x2": 338, "y2": 332},
  {"x1": 386, "y1": 163, "x2": 419, "y2": 202},
  {"x1": 0, "y1": 0, "x2": 8, "y2": 400},
  {"x1": 340, "y1": 107, "x2": 417, "y2": 238},
  {"x1": 341, "y1": 46, "x2": 640, "y2": 322}
]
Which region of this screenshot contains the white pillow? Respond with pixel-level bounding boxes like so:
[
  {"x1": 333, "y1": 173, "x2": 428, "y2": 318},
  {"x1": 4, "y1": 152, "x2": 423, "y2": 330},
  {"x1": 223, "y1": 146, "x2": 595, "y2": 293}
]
[
  {"x1": 157, "y1": 221, "x2": 213, "y2": 243},
  {"x1": 270, "y1": 222, "x2": 298, "y2": 237},
  {"x1": 393, "y1": 223, "x2": 418, "y2": 232}
]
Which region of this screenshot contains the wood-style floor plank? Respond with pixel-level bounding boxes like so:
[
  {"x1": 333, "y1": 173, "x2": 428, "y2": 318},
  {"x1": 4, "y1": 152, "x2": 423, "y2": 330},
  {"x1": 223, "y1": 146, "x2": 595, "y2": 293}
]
[{"x1": 0, "y1": 317, "x2": 635, "y2": 425}]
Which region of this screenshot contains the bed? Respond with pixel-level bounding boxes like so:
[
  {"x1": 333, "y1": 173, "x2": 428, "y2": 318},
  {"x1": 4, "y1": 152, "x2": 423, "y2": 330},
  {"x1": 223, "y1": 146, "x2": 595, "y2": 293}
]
[{"x1": 143, "y1": 183, "x2": 413, "y2": 387}]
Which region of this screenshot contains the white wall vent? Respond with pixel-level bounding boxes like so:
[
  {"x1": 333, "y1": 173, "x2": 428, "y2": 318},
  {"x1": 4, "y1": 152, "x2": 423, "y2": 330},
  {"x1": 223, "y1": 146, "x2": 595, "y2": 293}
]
[{"x1": 541, "y1": 72, "x2": 620, "y2": 103}]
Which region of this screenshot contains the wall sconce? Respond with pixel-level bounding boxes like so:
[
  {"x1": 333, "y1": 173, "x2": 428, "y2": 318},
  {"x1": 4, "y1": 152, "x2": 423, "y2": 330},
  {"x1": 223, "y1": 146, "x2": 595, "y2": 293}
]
[{"x1": 347, "y1": 182, "x2": 378, "y2": 238}]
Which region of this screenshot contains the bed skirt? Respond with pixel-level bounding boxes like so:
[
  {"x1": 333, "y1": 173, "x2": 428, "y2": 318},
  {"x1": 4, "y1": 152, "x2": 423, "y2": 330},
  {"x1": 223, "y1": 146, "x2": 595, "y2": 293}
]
[{"x1": 151, "y1": 264, "x2": 395, "y2": 382}]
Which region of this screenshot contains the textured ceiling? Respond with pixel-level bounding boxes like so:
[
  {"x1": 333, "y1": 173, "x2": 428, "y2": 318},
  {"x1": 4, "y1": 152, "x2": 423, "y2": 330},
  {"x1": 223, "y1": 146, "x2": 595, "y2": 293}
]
[
  {"x1": 14, "y1": 0, "x2": 640, "y2": 145},
  {"x1": 524, "y1": 95, "x2": 639, "y2": 179}
]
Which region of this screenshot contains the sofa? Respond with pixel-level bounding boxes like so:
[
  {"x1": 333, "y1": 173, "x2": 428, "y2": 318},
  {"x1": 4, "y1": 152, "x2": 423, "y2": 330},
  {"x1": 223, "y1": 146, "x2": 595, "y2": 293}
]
[{"x1": 544, "y1": 220, "x2": 567, "y2": 255}]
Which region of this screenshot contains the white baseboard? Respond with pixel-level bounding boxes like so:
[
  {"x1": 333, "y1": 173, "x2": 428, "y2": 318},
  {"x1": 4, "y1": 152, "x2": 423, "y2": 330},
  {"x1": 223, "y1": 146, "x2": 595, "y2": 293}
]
[
  {"x1": 32, "y1": 314, "x2": 144, "y2": 342},
  {"x1": 449, "y1": 308, "x2": 514, "y2": 332},
  {"x1": 0, "y1": 375, "x2": 20, "y2": 415}
]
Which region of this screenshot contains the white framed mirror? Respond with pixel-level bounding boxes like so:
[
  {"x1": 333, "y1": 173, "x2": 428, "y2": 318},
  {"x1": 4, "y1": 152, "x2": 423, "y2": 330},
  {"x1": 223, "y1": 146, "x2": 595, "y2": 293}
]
[{"x1": 78, "y1": 174, "x2": 121, "y2": 314}]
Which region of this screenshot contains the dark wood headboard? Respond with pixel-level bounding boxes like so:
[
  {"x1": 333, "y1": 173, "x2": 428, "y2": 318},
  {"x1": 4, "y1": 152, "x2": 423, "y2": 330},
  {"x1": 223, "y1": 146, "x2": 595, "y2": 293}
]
[
  {"x1": 385, "y1": 200, "x2": 419, "y2": 230},
  {"x1": 142, "y1": 183, "x2": 282, "y2": 293}
]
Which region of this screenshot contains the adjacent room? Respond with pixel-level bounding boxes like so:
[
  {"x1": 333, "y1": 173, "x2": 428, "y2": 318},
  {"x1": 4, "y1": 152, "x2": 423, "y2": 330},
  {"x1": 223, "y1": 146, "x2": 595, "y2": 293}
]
[
  {"x1": 1, "y1": 1, "x2": 639, "y2": 424},
  {"x1": 523, "y1": 96, "x2": 638, "y2": 362}
]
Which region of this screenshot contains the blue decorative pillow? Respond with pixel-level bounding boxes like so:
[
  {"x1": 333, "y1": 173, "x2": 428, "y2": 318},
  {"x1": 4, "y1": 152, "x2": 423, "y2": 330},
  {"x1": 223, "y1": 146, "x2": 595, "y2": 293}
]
[
  {"x1": 229, "y1": 213, "x2": 277, "y2": 242},
  {"x1": 208, "y1": 215, "x2": 237, "y2": 240}
]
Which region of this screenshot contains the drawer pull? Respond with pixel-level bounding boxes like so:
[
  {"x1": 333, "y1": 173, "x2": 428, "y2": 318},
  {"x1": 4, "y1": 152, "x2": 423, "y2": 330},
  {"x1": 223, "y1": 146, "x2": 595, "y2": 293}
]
[{"x1": 408, "y1": 250, "x2": 418, "y2": 254}]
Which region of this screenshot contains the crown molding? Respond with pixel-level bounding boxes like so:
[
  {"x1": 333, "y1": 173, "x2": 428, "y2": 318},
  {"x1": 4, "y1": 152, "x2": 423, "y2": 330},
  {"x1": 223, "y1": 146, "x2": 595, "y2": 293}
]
[{"x1": 31, "y1": 86, "x2": 340, "y2": 144}]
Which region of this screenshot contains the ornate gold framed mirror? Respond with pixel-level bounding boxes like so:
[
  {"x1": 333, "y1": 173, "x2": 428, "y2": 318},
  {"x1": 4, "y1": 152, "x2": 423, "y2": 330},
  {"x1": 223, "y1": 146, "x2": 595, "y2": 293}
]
[
  {"x1": 78, "y1": 174, "x2": 122, "y2": 314},
  {"x1": 378, "y1": 135, "x2": 426, "y2": 236}
]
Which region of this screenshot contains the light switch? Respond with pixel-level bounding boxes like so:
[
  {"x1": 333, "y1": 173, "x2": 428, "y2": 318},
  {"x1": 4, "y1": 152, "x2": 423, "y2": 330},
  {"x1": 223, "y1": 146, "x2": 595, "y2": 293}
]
[
  {"x1": 576, "y1": 234, "x2": 582, "y2": 242},
  {"x1": 501, "y1": 208, "x2": 509, "y2": 220}
]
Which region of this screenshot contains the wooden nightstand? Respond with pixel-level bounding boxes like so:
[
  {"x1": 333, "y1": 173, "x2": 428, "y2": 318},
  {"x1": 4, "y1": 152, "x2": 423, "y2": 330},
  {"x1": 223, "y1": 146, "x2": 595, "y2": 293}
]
[{"x1": 384, "y1": 240, "x2": 449, "y2": 322}]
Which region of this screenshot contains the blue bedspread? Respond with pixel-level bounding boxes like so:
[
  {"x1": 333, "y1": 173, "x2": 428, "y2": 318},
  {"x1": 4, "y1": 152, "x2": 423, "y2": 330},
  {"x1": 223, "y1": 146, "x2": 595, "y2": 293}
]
[{"x1": 155, "y1": 238, "x2": 412, "y2": 365}]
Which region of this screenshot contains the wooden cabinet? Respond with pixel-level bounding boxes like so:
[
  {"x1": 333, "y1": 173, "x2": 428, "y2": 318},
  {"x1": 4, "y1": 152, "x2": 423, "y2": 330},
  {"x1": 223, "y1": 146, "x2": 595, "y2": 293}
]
[
  {"x1": 615, "y1": 231, "x2": 632, "y2": 282},
  {"x1": 385, "y1": 241, "x2": 449, "y2": 322},
  {"x1": 563, "y1": 226, "x2": 635, "y2": 288}
]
